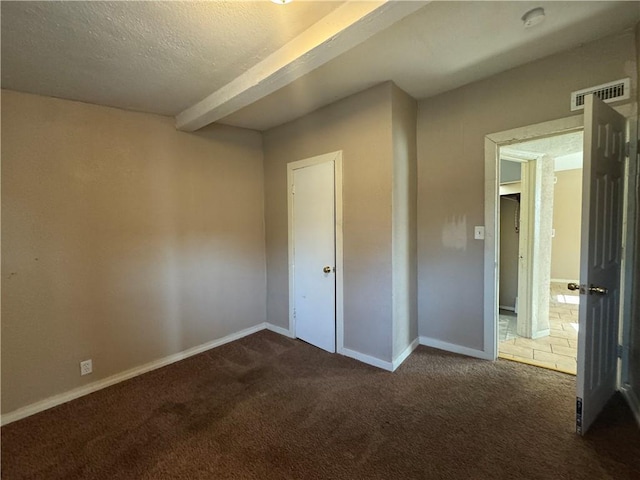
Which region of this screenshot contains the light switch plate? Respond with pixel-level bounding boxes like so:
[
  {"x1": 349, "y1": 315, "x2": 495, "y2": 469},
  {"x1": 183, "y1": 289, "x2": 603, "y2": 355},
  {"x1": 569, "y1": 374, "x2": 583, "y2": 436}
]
[{"x1": 474, "y1": 226, "x2": 485, "y2": 240}]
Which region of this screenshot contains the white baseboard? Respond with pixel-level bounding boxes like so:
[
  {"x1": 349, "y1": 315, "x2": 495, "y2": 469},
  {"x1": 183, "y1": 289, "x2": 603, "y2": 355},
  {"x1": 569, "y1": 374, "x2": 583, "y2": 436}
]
[
  {"x1": 265, "y1": 323, "x2": 294, "y2": 338},
  {"x1": 621, "y1": 385, "x2": 640, "y2": 428},
  {"x1": 1, "y1": 322, "x2": 267, "y2": 426},
  {"x1": 499, "y1": 305, "x2": 516, "y2": 312},
  {"x1": 339, "y1": 347, "x2": 393, "y2": 372},
  {"x1": 419, "y1": 336, "x2": 493, "y2": 361},
  {"x1": 531, "y1": 329, "x2": 551, "y2": 339},
  {"x1": 392, "y1": 338, "x2": 419, "y2": 371}
]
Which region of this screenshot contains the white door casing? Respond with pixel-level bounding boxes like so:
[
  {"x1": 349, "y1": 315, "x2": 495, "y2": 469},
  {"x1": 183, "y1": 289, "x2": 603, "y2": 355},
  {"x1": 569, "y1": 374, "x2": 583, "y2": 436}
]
[
  {"x1": 576, "y1": 94, "x2": 627, "y2": 435},
  {"x1": 485, "y1": 105, "x2": 632, "y2": 361},
  {"x1": 516, "y1": 159, "x2": 534, "y2": 337},
  {"x1": 287, "y1": 152, "x2": 344, "y2": 353},
  {"x1": 515, "y1": 156, "x2": 554, "y2": 340},
  {"x1": 485, "y1": 106, "x2": 636, "y2": 430}
]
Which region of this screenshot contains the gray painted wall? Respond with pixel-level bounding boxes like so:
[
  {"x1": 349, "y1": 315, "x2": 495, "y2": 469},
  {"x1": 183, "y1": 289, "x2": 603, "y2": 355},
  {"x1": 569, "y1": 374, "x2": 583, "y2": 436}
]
[
  {"x1": 262, "y1": 82, "x2": 418, "y2": 363},
  {"x1": 499, "y1": 197, "x2": 519, "y2": 309},
  {"x1": 263, "y1": 83, "x2": 395, "y2": 361},
  {"x1": 391, "y1": 85, "x2": 418, "y2": 358},
  {"x1": 500, "y1": 160, "x2": 521, "y2": 184},
  {"x1": 417, "y1": 31, "x2": 637, "y2": 351}
]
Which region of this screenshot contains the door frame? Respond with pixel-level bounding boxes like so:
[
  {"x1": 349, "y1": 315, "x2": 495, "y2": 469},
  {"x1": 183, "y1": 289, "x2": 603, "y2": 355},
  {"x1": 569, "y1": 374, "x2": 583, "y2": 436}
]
[
  {"x1": 483, "y1": 104, "x2": 636, "y2": 363},
  {"x1": 287, "y1": 151, "x2": 345, "y2": 352},
  {"x1": 498, "y1": 153, "x2": 537, "y2": 339},
  {"x1": 619, "y1": 114, "x2": 638, "y2": 388}
]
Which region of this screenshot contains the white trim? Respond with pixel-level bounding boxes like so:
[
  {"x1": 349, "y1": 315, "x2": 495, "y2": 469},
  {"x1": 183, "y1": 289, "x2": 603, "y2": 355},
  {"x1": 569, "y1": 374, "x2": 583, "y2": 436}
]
[
  {"x1": 334, "y1": 154, "x2": 345, "y2": 355},
  {"x1": 391, "y1": 338, "x2": 419, "y2": 371},
  {"x1": 499, "y1": 305, "x2": 516, "y2": 312},
  {"x1": 265, "y1": 323, "x2": 295, "y2": 338},
  {"x1": 339, "y1": 347, "x2": 393, "y2": 372},
  {"x1": 621, "y1": 385, "x2": 640, "y2": 428},
  {"x1": 531, "y1": 328, "x2": 551, "y2": 340},
  {"x1": 619, "y1": 115, "x2": 638, "y2": 387},
  {"x1": 419, "y1": 336, "x2": 494, "y2": 361},
  {"x1": 485, "y1": 104, "x2": 638, "y2": 407},
  {"x1": 175, "y1": 1, "x2": 425, "y2": 131},
  {"x1": 1, "y1": 323, "x2": 267, "y2": 426},
  {"x1": 484, "y1": 136, "x2": 500, "y2": 361},
  {"x1": 550, "y1": 278, "x2": 579, "y2": 284},
  {"x1": 337, "y1": 338, "x2": 419, "y2": 373},
  {"x1": 287, "y1": 151, "x2": 344, "y2": 353},
  {"x1": 500, "y1": 150, "x2": 539, "y2": 162},
  {"x1": 517, "y1": 159, "x2": 535, "y2": 337}
]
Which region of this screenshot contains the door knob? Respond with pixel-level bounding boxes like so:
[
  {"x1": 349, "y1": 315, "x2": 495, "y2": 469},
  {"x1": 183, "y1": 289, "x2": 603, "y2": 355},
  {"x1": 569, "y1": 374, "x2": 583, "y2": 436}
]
[
  {"x1": 588, "y1": 285, "x2": 608, "y2": 295},
  {"x1": 567, "y1": 283, "x2": 580, "y2": 291},
  {"x1": 323, "y1": 266, "x2": 332, "y2": 273}
]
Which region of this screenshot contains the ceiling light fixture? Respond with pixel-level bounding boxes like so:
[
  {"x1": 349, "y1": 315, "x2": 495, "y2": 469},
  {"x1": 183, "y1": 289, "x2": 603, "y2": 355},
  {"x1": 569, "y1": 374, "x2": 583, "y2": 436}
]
[
  {"x1": 271, "y1": 0, "x2": 293, "y2": 4},
  {"x1": 521, "y1": 7, "x2": 545, "y2": 28}
]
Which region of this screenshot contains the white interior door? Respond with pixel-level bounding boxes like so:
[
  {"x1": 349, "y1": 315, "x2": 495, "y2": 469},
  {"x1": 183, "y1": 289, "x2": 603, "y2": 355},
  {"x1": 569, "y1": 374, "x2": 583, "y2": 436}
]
[
  {"x1": 576, "y1": 94, "x2": 626, "y2": 435},
  {"x1": 291, "y1": 159, "x2": 336, "y2": 353}
]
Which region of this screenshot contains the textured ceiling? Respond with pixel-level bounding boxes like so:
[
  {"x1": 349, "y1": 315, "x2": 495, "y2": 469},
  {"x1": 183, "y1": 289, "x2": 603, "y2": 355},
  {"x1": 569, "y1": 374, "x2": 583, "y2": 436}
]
[
  {"x1": 0, "y1": 1, "x2": 343, "y2": 115},
  {"x1": 2, "y1": 1, "x2": 639, "y2": 131},
  {"x1": 508, "y1": 131, "x2": 584, "y2": 158},
  {"x1": 503, "y1": 131, "x2": 584, "y2": 172},
  {"x1": 222, "y1": 1, "x2": 640, "y2": 130}
]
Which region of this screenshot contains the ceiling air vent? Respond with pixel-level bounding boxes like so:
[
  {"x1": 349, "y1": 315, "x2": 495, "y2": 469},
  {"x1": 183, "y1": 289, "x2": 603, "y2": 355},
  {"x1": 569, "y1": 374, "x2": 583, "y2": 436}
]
[{"x1": 570, "y1": 78, "x2": 630, "y2": 111}]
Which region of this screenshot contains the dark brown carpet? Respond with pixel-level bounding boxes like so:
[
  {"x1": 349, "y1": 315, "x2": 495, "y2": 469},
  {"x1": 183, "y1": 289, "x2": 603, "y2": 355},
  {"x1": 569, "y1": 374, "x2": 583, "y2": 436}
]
[{"x1": 2, "y1": 330, "x2": 639, "y2": 479}]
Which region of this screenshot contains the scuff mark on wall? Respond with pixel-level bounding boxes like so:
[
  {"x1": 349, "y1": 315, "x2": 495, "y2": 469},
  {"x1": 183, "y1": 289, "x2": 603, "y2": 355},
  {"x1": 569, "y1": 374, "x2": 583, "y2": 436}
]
[{"x1": 441, "y1": 215, "x2": 467, "y2": 251}]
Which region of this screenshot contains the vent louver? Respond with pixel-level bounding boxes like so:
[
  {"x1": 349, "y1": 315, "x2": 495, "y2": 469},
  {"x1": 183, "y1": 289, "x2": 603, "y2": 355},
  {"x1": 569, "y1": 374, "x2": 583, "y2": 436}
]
[{"x1": 570, "y1": 78, "x2": 630, "y2": 111}]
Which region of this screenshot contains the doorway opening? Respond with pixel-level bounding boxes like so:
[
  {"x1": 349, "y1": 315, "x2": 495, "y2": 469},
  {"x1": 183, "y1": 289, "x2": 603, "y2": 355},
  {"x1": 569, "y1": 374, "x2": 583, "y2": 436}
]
[
  {"x1": 497, "y1": 131, "x2": 584, "y2": 375},
  {"x1": 485, "y1": 99, "x2": 636, "y2": 435}
]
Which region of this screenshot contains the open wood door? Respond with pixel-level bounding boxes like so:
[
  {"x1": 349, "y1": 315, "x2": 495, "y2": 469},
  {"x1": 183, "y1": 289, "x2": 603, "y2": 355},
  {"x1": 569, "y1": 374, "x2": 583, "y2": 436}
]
[{"x1": 576, "y1": 94, "x2": 626, "y2": 435}]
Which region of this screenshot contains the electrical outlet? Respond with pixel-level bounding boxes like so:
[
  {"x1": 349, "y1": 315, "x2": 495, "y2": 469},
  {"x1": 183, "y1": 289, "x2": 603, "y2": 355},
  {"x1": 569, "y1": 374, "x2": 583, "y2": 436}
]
[{"x1": 80, "y1": 359, "x2": 92, "y2": 376}]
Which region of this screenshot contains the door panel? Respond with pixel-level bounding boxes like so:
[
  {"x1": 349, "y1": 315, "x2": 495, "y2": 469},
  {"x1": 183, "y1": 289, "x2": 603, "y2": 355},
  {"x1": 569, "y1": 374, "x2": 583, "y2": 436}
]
[
  {"x1": 576, "y1": 94, "x2": 626, "y2": 435},
  {"x1": 292, "y1": 160, "x2": 336, "y2": 353}
]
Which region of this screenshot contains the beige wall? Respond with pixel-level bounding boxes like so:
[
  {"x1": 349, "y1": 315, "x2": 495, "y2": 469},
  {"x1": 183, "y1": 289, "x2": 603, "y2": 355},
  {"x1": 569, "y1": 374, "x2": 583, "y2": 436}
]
[
  {"x1": 418, "y1": 31, "x2": 637, "y2": 350},
  {"x1": 499, "y1": 196, "x2": 519, "y2": 309},
  {"x1": 391, "y1": 85, "x2": 418, "y2": 358},
  {"x1": 1, "y1": 91, "x2": 266, "y2": 414},
  {"x1": 263, "y1": 83, "x2": 395, "y2": 361},
  {"x1": 551, "y1": 168, "x2": 582, "y2": 281}
]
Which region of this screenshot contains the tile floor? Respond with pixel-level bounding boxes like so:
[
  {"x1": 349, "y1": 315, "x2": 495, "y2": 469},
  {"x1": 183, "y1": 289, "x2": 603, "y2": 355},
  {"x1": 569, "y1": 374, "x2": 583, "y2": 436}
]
[{"x1": 499, "y1": 282, "x2": 578, "y2": 375}]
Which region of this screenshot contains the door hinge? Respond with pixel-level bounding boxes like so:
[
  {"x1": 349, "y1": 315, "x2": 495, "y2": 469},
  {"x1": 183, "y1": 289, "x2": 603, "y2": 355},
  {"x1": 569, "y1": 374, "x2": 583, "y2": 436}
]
[
  {"x1": 291, "y1": 185, "x2": 295, "y2": 195},
  {"x1": 617, "y1": 344, "x2": 624, "y2": 358},
  {"x1": 625, "y1": 142, "x2": 630, "y2": 158},
  {"x1": 293, "y1": 308, "x2": 296, "y2": 319}
]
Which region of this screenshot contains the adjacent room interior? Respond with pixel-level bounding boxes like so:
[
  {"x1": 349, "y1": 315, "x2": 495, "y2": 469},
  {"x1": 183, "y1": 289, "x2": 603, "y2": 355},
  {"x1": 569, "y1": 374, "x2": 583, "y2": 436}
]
[
  {"x1": 2, "y1": 1, "x2": 640, "y2": 478},
  {"x1": 498, "y1": 131, "x2": 584, "y2": 374}
]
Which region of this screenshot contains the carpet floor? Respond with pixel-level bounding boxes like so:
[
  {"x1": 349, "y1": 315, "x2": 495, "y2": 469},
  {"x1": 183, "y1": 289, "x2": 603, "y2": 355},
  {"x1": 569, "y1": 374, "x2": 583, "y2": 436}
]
[{"x1": 2, "y1": 330, "x2": 639, "y2": 479}]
